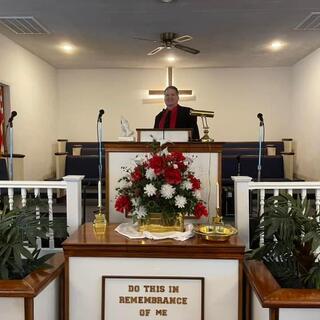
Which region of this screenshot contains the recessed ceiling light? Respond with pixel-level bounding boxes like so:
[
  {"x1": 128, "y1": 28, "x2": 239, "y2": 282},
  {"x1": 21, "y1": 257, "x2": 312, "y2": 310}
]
[
  {"x1": 167, "y1": 56, "x2": 175, "y2": 62},
  {"x1": 269, "y1": 40, "x2": 286, "y2": 51},
  {"x1": 160, "y1": 0, "x2": 174, "y2": 3},
  {"x1": 60, "y1": 42, "x2": 76, "y2": 54}
]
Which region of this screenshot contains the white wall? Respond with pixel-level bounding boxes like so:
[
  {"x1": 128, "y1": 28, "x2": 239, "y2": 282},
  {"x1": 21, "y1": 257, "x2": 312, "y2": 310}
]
[
  {"x1": 57, "y1": 67, "x2": 292, "y2": 142},
  {"x1": 0, "y1": 33, "x2": 57, "y2": 180},
  {"x1": 292, "y1": 48, "x2": 320, "y2": 180},
  {"x1": 57, "y1": 69, "x2": 166, "y2": 141}
]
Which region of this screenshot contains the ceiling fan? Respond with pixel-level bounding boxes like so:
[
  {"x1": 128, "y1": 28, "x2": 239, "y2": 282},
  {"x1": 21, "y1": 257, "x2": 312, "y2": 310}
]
[{"x1": 136, "y1": 32, "x2": 200, "y2": 56}]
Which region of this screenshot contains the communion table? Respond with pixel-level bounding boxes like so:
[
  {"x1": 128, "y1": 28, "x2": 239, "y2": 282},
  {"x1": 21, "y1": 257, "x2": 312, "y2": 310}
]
[{"x1": 63, "y1": 223, "x2": 245, "y2": 320}]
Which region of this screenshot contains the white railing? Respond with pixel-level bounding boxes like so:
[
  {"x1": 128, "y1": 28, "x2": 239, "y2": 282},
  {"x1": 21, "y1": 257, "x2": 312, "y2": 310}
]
[
  {"x1": 232, "y1": 176, "x2": 320, "y2": 249},
  {"x1": 0, "y1": 175, "x2": 84, "y2": 249}
]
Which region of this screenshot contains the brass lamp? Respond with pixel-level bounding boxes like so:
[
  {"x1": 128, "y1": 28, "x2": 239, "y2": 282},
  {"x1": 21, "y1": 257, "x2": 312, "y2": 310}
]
[{"x1": 190, "y1": 109, "x2": 215, "y2": 142}]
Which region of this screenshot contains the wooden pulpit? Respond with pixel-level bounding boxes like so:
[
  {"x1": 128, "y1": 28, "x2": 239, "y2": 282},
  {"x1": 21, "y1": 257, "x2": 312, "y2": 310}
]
[{"x1": 105, "y1": 142, "x2": 222, "y2": 224}]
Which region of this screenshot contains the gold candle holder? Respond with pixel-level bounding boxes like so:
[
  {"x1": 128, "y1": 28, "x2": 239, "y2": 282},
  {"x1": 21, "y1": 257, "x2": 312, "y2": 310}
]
[
  {"x1": 93, "y1": 207, "x2": 107, "y2": 235},
  {"x1": 212, "y1": 208, "x2": 223, "y2": 225}
]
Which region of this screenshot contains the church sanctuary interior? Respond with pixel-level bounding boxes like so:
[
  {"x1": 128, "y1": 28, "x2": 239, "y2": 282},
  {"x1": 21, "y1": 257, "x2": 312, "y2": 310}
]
[{"x1": 1, "y1": 1, "x2": 320, "y2": 320}]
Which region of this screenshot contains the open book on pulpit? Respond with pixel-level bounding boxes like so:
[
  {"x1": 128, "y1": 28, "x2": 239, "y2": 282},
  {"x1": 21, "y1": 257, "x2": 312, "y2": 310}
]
[{"x1": 136, "y1": 128, "x2": 192, "y2": 142}]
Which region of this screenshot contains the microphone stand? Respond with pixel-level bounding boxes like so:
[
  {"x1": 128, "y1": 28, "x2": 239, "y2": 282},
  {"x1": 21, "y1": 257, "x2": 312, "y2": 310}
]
[
  {"x1": 8, "y1": 119, "x2": 14, "y2": 180},
  {"x1": 93, "y1": 111, "x2": 107, "y2": 234},
  {"x1": 256, "y1": 117, "x2": 265, "y2": 222},
  {"x1": 257, "y1": 119, "x2": 265, "y2": 182}
]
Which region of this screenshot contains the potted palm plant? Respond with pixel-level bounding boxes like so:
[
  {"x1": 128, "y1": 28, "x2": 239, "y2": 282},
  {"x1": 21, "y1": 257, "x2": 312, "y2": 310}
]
[
  {"x1": 245, "y1": 193, "x2": 320, "y2": 320},
  {"x1": 0, "y1": 199, "x2": 67, "y2": 320}
]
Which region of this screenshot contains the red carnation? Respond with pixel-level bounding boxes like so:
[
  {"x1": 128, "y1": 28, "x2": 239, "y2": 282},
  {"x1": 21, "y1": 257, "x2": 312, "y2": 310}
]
[
  {"x1": 131, "y1": 167, "x2": 143, "y2": 182},
  {"x1": 164, "y1": 167, "x2": 182, "y2": 185},
  {"x1": 177, "y1": 162, "x2": 187, "y2": 172},
  {"x1": 190, "y1": 176, "x2": 201, "y2": 190},
  {"x1": 149, "y1": 155, "x2": 165, "y2": 175},
  {"x1": 194, "y1": 203, "x2": 208, "y2": 218},
  {"x1": 168, "y1": 152, "x2": 185, "y2": 163},
  {"x1": 115, "y1": 195, "x2": 132, "y2": 214}
]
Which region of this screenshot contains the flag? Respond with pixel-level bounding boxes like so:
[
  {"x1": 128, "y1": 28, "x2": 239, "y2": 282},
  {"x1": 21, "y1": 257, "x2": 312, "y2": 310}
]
[{"x1": 0, "y1": 85, "x2": 4, "y2": 156}]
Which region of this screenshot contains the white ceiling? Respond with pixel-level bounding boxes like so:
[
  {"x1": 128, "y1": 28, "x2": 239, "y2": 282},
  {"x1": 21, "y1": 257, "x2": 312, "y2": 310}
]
[{"x1": 1, "y1": 0, "x2": 320, "y2": 68}]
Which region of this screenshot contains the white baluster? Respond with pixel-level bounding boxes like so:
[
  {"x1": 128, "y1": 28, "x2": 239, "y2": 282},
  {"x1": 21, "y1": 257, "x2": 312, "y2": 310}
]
[
  {"x1": 316, "y1": 189, "x2": 320, "y2": 222},
  {"x1": 8, "y1": 188, "x2": 14, "y2": 210},
  {"x1": 259, "y1": 189, "x2": 265, "y2": 247},
  {"x1": 287, "y1": 188, "x2": 293, "y2": 196},
  {"x1": 21, "y1": 188, "x2": 27, "y2": 207},
  {"x1": 47, "y1": 188, "x2": 54, "y2": 249},
  {"x1": 273, "y1": 189, "x2": 279, "y2": 196},
  {"x1": 34, "y1": 188, "x2": 41, "y2": 248},
  {"x1": 301, "y1": 188, "x2": 307, "y2": 217}
]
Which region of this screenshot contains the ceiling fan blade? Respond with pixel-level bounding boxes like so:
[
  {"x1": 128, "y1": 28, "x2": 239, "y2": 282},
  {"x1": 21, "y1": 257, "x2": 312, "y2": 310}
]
[
  {"x1": 173, "y1": 35, "x2": 192, "y2": 43},
  {"x1": 133, "y1": 36, "x2": 158, "y2": 43},
  {"x1": 174, "y1": 44, "x2": 200, "y2": 54},
  {"x1": 147, "y1": 46, "x2": 165, "y2": 55}
]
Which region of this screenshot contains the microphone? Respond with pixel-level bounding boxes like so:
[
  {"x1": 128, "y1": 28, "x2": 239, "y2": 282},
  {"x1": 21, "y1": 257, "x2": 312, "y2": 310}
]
[
  {"x1": 257, "y1": 113, "x2": 264, "y2": 125},
  {"x1": 97, "y1": 109, "x2": 105, "y2": 122},
  {"x1": 8, "y1": 111, "x2": 17, "y2": 123}
]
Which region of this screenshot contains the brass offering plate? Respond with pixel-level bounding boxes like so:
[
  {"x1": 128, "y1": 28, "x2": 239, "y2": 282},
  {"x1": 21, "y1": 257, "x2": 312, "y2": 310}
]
[{"x1": 194, "y1": 224, "x2": 237, "y2": 242}]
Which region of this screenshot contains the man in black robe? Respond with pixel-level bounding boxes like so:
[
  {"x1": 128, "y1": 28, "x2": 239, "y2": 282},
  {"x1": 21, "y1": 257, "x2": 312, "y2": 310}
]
[{"x1": 154, "y1": 86, "x2": 200, "y2": 140}]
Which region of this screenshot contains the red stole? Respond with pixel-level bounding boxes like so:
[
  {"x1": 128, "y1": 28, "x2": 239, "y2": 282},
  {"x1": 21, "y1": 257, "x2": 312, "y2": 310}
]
[{"x1": 159, "y1": 105, "x2": 178, "y2": 129}]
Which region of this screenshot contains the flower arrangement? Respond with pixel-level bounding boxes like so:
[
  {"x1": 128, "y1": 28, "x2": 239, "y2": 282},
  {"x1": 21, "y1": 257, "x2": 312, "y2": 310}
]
[{"x1": 114, "y1": 148, "x2": 208, "y2": 224}]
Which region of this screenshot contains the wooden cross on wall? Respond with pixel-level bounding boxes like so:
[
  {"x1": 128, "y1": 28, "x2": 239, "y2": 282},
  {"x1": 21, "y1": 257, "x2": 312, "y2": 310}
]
[{"x1": 148, "y1": 67, "x2": 192, "y2": 96}]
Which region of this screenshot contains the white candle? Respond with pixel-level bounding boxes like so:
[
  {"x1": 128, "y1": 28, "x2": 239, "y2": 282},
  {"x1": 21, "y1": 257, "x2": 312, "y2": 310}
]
[
  {"x1": 216, "y1": 182, "x2": 220, "y2": 210},
  {"x1": 98, "y1": 180, "x2": 102, "y2": 208}
]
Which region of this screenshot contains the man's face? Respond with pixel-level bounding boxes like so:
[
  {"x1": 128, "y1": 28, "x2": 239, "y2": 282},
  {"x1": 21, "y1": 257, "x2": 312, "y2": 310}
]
[{"x1": 164, "y1": 88, "x2": 179, "y2": 109}]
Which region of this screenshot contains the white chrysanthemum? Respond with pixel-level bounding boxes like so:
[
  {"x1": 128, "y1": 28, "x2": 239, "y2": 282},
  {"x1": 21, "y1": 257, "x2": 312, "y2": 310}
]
[
  {"x1": 145, "y1": 168, "x2": 156, "y2": 180},
  {"x1": 134, "y1": 155, "x2": 145, "y2": 165},
  {"x1": 118, "y1": 179, "x2": 132, "y2": 189},
  {"x1": 161, "y1": 184, "x2": 176, "y2": 199},
  {"x1": 181, "y1": 180, "x2": 192, "y2": 190},
  {"x1": 193, "y1": 190, "x2": 202, "y2": 200},
  {"x1": 175, "y1": 195, "x2": 187, "y2": 208},
  {"x1": 131, "y1": 197, "x2": 141, "y2": 207},
  {"x1": 144, "y1": 183, "x2": 157, "y2": 197},
  {"x1": 161, "y1": 148, "x2": 169, "y2": 156},
  {"x1": 173, "y1": 164, "x2": 178, "y2": 169},
  {"x1": 184, "y1": 157, "x2": 193, "y2": 165},
  {"x1": 133, "y1": 206, "x2": 147, "y2": 219}
]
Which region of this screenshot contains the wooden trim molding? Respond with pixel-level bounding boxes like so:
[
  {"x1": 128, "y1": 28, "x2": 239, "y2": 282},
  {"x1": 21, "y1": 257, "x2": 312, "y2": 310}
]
[
  {"x1": 244, "y1": 259, "x2": 320, "y2": 308},
  {"x1": 104, "y1": 141, "x2": 223, "y2": 153},
  {"x1": 1, "y1": 153, "x2": 25, "y2": 158},
  {"x1": 280, "y1": 152, "x2": 295, "y2": 155},
  {"x1": 55, "y1": 152, "x2": 68, "y2": 156}
]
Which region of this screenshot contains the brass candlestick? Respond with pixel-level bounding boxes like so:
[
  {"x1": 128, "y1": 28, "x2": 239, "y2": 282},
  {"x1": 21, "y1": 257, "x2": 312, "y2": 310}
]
[{"x1": 93, "y1": 207, "x2": 107, "y2": 235}]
